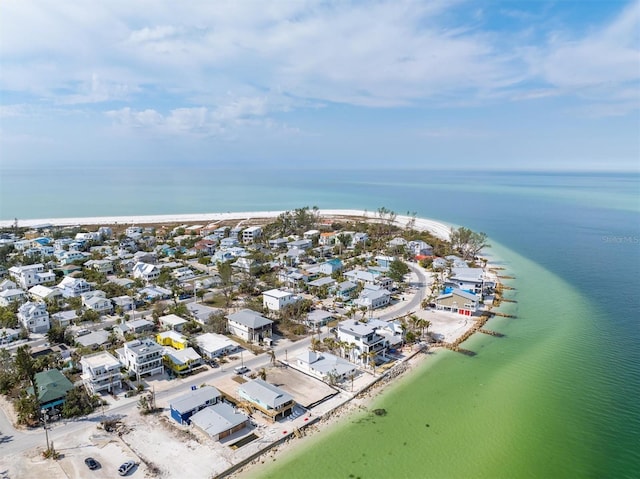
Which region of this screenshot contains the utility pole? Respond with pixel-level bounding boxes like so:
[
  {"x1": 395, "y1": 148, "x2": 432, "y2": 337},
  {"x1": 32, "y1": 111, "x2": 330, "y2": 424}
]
[{"x1": 41, "y1": 409, "x2": 50, "y2": 452}]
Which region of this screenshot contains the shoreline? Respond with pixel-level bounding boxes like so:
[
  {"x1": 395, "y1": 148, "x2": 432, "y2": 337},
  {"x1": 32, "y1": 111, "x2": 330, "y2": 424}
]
[{"x1": 0, "y1": 209, "x2": 452, "y2": 240}]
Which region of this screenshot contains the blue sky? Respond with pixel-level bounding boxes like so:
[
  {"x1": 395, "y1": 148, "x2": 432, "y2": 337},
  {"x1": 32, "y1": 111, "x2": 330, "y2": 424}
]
[{"x1": 1, "y1": 0, "x2": 638, "y2": 171}]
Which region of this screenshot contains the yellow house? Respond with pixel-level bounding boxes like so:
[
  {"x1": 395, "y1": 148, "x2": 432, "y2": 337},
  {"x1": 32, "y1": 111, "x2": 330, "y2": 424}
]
[{"x1": 156, "y1": 330, "x2": 188, "y2": 350}]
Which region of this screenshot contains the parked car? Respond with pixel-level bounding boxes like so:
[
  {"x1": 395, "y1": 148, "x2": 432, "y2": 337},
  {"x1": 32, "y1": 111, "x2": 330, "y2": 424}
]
[
  {"x1": 118, "y1": 460, "x2": 136, "y2": 476},
  {"x1": 234, "y1": 366, "x2": 249, "y2": 375},
  {"x1": 84, "y1": 457, "x2": 99, "y2": 470}
]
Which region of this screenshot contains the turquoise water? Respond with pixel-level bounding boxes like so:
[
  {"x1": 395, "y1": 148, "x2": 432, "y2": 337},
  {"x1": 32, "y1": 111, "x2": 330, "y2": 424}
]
[{"x1": 1, "y1": 167, "x2": 638, "y2": 477}]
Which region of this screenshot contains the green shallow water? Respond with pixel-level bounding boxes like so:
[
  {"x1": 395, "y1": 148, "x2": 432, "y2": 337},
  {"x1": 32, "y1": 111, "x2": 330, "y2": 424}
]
[{"x1": 256, "y1": 243, "x2": 616, "y2": 479}]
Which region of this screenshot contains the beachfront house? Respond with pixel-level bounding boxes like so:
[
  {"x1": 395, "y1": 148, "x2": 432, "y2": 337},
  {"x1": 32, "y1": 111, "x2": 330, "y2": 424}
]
[
  {"x1": 170, "y1": 385, "x2": 222, "y2": 425},
  {"x1": 237, "y1": 378, "x2": 295, "y2": 422},
  {"x1": 336, "y1": 319, "x2": 390, "y2": 365},
  {"x1": 80, "y1": 351, "x2": 123, "y2": 394},
  {"x1": 296, "y1": 350, "x2": 357, "y2": 383},
  {"x1": 227, "y1": 309, "x2": 273, "y2": 343},
  {"x1": 446, "y1": 267, "x2": 492, "y2": 294},
  {"x1": 435, "y1": 289, "x2": 479, "y2": 316},
  {"x1": 190, "y1": 402, "x2": 250, "y2": 441}
]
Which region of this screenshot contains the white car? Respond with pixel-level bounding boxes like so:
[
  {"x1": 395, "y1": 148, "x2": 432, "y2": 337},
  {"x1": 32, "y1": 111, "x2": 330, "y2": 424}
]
[{"x1": 118, "y1": 460, "x2": 136, "y2": 476}]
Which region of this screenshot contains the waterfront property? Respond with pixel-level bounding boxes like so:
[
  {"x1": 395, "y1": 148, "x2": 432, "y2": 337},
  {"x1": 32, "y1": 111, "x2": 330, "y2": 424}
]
[
  {"x1": 435, "y1": 288, "x2": 479, "y2": 315},
  {"x1": 336, "y1": 319, "x2": 390, "y2": 364},
  {"x1": 296, "y1": 350, "x2": 357, "y2": 383},
  {"x1": 190, "y1": 402, "x2": 250, "y2": 441},
  {"x1": 170, "y1": 385, "x2": 222, "y2": 425},
  {"x1": 237, "y1": 378, "x2": 295, "y2": 422}
]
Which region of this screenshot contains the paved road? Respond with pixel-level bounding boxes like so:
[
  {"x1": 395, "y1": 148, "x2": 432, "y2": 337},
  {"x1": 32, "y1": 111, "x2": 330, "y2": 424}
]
[{"x1": 379, "y1": 263, "x2": 431, "y2": 320}]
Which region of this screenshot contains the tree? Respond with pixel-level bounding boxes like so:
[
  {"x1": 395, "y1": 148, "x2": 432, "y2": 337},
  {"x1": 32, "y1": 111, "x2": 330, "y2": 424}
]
[
  {"x1": 62, "y1": 387, "x2": 101, "y2": 418},
  {"x1": 15, "y1": 345, "x2": 37, "y2": 395},
  {"x1": 204, "y1": 312, "x2": 227, "y2": 334},
  {"x1": 449, "y1": 227, "x2": 490, "y2": 260},
  {"x1": 388, "y1": 259, "x2": 410, "y2": 283},
  {"x1": 217, "y1": 261, "x2": 235, "y2": 308},
  {"x1": 0, "y1": 348, "x2": 17, "y2": 393}
]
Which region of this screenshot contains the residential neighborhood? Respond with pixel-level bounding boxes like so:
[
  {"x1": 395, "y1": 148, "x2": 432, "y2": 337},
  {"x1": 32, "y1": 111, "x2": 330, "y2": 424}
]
[{"x1": 0, "y1": 208, "x2": 498, "y2": 478}]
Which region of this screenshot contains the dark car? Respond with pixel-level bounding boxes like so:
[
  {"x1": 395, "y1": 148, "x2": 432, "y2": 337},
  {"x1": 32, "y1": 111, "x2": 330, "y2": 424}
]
[{"x1": 84, "y1": 457, "x2": 99, "y2": 470}]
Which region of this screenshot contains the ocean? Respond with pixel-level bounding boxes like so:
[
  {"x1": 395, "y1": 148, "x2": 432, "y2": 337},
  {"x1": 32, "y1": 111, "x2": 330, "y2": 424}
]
[{"x1": 1, "y1": 167, "x2": 639, "y2": 478}]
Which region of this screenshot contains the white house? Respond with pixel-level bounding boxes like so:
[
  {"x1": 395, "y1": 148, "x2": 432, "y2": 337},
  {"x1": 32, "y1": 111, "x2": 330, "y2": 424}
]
[
  {"x1": 28, "y1": 285, "x2": 63, "y2": 304},
  {"x1": 446, "y1": 267, "x2": 492, "y2": 294},
  {"x1": 336, "y1": 319, "x2": 390, "y2": 365},
  {"x1": 354, "y1": 288, "x2": 391, "y2": 310},
  {"x1": 81, "y1": 351, "x2": 123, "y2": 394},
  {"x1": 159, "y1": 314, "x2": 189, "y2": 332},
  {"x1": 82, "y1": 291, "x2": 113, "y2": 314},
  {"x1": 296, "y1": 350, "x2": 357, "y2": 382},
  {"x1": 17, "y1": 301, "x2": 50, "y2": 333},
  {"x1": 132, "y1": 262, "x2": 161, "y2": 282},
  {"x1": 8, "y1": 264, "x2": 56, "y2": 289},
  {"x1": 0, "y1": 279, "x2": 17, "y2": 291},
  {"x1": 84, "y1": 259, "x2": 114, "y2": 274},
  {"x1": 172, "y1": 266, "x2": 195, "y2": 282},
  {"x1": 227, "y1": 309, "x2": 273, "y2": 343},
  {"x1": 0, "y1": 288, "x2": 26, "y2": 307},
  {"x1": 242, "y1": 226, "x2": 262, "y2": 243},
  {"x1": 58, "y1": 276, "x2": 91, "y2": 297},
  {"x1": 117, "y1": 338, "x2": 164, "y2": 378},
  {"x1": 262, "y1": 289, "x2": 300, "y2": 312},
  {"x1": 195, "y1": 333, "x2": 240, "y2": 359}
]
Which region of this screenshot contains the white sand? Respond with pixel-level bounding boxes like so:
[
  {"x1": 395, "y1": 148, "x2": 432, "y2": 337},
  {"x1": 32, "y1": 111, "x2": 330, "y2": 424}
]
[{"x1": 0, "y1": 209, "x2": 452, "y2": 240}]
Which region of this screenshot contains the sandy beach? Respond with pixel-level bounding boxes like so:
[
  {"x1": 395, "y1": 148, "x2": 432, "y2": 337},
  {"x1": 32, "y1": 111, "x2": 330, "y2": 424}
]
[{"x1": 0, "y1": 209, "x2": 452, "y2": 240}]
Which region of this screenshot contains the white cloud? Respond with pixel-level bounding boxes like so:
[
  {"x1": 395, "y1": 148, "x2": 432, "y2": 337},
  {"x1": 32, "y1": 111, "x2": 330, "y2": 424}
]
[{"x1": 525, "y1": 1, "x2": 640, "y2": 113}]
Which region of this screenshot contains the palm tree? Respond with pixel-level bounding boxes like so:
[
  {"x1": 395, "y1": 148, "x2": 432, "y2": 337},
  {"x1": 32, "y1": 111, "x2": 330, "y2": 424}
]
[
  {"x1": 311, "y1": 338, "x2": 321, "y2": 352},
  {"x1": 268, "y1": 349, "x2": 276, "y2": 366},
  {"x1": 258, "y1": 368, "x2": 267, "y2": 381}
]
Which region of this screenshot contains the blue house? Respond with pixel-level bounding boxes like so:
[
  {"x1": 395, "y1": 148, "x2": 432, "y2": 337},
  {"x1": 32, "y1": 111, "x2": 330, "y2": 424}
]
[{"x1": 170, "y1": 385, "x2": 222, "y2": 425}]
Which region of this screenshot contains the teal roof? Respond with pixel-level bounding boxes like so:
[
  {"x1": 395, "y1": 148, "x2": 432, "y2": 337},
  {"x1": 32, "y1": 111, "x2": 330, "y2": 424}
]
[{"x1": 27, "y1": 369, "x2": 74, "y2": 405}]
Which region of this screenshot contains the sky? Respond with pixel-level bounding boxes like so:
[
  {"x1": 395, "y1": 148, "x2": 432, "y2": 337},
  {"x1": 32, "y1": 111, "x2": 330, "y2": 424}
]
[{"x1": 0, "y1": 0, "x2": 639, "y2": 171}]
